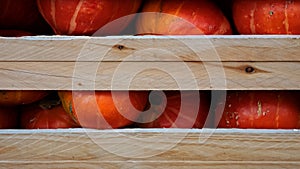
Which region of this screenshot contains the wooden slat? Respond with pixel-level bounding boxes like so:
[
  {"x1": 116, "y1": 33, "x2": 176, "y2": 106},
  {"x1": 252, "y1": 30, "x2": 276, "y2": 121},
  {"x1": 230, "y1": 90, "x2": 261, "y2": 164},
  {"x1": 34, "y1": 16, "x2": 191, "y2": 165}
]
[
  {"x1": 0, "y1": 61, "x2": 298, "y2": 90},
  {"x1": 2, "y1": 162, "x2": 300, "y2": 169},
  {"x1": 1, "y1": 35, "x2": 300, "y2": 62},
  {"x1": 0, "y1": 129, "x2": 299, "y2": 168}
]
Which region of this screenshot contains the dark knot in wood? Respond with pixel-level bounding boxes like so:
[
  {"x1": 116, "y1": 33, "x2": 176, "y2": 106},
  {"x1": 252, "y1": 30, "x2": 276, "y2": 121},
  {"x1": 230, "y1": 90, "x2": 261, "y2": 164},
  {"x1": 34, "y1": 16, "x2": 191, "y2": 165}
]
[{"x1": 245, "y1": 66, "x2": 255, "y2": 74}]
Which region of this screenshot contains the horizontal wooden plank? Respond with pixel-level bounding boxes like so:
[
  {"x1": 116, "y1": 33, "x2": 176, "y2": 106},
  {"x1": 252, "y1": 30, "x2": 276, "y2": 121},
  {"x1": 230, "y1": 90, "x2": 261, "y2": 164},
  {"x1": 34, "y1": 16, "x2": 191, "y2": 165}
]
[
  {"x1": 0, "y1": 61, "x2": 298, "y2": 90},
  {"x1": 0, "y1": 129, "x2": 299, "y2": 168},
  {"x1": 2, "y1": 161, "x2": 300, "y2": 169},
  {"x1": 1, "y1": 35, "x2": 300, "y2": 62}
]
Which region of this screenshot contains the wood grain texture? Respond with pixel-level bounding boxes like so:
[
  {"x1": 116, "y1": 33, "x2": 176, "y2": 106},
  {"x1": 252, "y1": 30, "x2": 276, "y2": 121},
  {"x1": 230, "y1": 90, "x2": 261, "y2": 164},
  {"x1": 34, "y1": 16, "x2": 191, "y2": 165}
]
[
  {"x1": 1, "y1": 161, "x2": 300, "y2": 169},
  {"x1": 1, "y1": 35, "x2": 299, "y2": 90},
  {"x1": 0, "y1": 61, "x2": 298, "y2": 90},
  {"x1": 0, "y1": 35, "x2": 300, "y2": 62},
  {"x1": 0, "y1": 35, "x2": 299, "y2": 168},
  {"x1": 0, "y1": 129, "x2": 299, "y2": 168}
]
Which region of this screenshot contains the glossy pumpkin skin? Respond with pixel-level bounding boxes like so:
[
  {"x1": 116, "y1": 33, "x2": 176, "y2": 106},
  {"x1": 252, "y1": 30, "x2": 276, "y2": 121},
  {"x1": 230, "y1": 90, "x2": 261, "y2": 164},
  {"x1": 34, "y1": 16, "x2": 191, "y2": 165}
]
[
  {"x1": 136, "y1": 91, "x2": 210, "y2": 128},
  {"x1": 232, "y1": 0, "x2": 300, "y2": 34},
  {"x1": 0, "y1": 30, "x2": 33, "y2": 37},
  {"x1": 0, "y1": 91, "x2": 49, "y2": 106},
  {"x1": 0, "y1": 0, "x2": 52, "y2": 34},
  {"x1": 58, "y1": 91, "x2": 149, "y2": 129},
  {"x1": 136, "y1": 0, "x2": 232, "y2": 35},
  {"x1": 215, "y1": 91, "x2": 300, "y2": 129},
  {"x1": 21, "y1": 100, "x2": 79, "y2": 129},
  {"x1": 0, "y1": 107, "x2": 18, "y2": 129},
  {"x1": 37, "y1": 0, "x2": 142, "y2": 35}
]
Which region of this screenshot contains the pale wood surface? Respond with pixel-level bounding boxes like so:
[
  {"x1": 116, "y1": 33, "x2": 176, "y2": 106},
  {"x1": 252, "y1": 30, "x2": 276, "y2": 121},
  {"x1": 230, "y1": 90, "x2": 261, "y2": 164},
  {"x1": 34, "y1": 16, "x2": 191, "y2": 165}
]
[
  {"x1": 0, "y1": 35, "x2": 299, "y2": 90},
  {"x1": 0, "y1": 35, "x2": 299, "y2": 168},
  {"x1": 0, "y1": 35, "x2": 300, "y2": 62},
  {"x1": 0, "y1": 61, "x2": 298, "y2": 90},
  {"x1": 0, "y1": 129, "x2": 299, "y2": 168}
]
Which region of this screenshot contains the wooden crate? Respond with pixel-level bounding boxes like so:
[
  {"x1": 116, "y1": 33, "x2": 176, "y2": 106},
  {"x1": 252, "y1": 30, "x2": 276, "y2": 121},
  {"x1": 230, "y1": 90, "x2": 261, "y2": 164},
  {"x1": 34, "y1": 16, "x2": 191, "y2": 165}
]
[{"x1": 0, "y1": 35, "x2": 299, "y2": 168}]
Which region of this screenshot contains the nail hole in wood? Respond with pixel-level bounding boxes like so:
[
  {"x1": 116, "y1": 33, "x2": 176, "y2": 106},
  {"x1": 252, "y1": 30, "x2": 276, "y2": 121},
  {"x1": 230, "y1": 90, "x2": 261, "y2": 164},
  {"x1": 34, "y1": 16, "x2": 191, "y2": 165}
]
[{"x1": 245, "y1": 66, "x2": 255, "y2": 74}]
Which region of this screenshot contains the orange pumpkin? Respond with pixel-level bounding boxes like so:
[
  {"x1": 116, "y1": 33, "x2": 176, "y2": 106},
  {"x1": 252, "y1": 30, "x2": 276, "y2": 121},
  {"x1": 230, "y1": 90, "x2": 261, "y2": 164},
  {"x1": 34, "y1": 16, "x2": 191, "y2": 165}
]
[
  {"x1": 0, "y1": 90, "x2": 49, "y2": 106},
  {"x1": 0, "y1": 0, "x2": 52, "y2": 34},
  {"x1": 215, "y1": 91, "x2": 300, "y2": 129},
  {"x1": 21, "y1": 93, "x2": 79, "y2": 129},
  {"x1": 37, "y1": 0, "x2": 142, "y2": 35},
  {"x1": 0, "y1": 30, "x2": 33, "y2": 37},
  {"x1": 0, "y1": 107, "x2": 18, "y2": 129},
  {"x1": 136, "y1": 91, "x2": 210, "y2": 128},
  {"x1": 136, "y1": 0, "x2": 232, "y2": 35},
  {"x1": 232, "y1": 0, "x2": 300, "y2": 34},
  {"x1": 59, "y1": 91, "x2": 148, "y2": 129}
]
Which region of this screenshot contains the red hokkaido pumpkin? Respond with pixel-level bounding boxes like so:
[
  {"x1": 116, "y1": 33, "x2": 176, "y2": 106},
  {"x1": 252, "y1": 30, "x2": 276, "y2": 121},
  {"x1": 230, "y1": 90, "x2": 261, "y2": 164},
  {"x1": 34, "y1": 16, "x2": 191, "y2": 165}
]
[
  {"x1": 0, "y1": 30, "x2": 33, "y2": 37},
  {"x1": 0, "y1": 107, "x2": 18, "y2": 129},
  {"x1": 136, "y1": 0, "x2": 232, "y2": 35},
  {"x1": 21, "y1": 95, "x2": 79, "y2": 129},
  {"x1": 215, "y1": 91, "x2": 300, "y2": 129},
  {"x1": 0, "y1": 90, "x2": 49, "y2": 106},
  {"x1": 232, "y1": 0, "x2": 300, "y2": 34},
  {"x1": 0, "y1": 0, "x2": 52, "y2": 34},
  {"x1": 136, "y1": 91, "x2": 210, "y2": 128},
  {"x1": 37, "y1": 0, "x2": 142, "y2": 35},
  {"x1": 58, "y1": 91, "x2": 149, "y2": 129}
]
